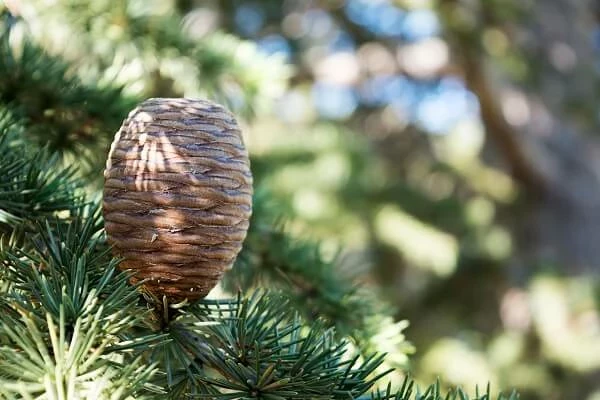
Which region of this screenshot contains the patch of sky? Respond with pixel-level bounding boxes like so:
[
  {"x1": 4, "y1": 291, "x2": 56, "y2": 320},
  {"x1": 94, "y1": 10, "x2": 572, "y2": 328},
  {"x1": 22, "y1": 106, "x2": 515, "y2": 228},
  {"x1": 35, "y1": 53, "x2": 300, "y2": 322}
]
[
  {"x1": 328, "y1": 30, "x2": 356, "y2": 52},
  {"x1": 257, "y1": 34, "x2": 292, "y2": 62},
  {"x1": 359, "y1": 75, "x2": 416, "y2": 107},
  {"x1": 413, "y1": 78, "x2": 480, "y2": 134},
  {"x1": 302, "y1": 9, "x2": 335, "y2": 39},
  {"x1": 344, "y1": 0, "x2": 440, "y2": 41},
  {"x1": 234, "y1": 3, "x2": 265, "y2": 37},
  {"x1": 312, "y1": 82, "x2": 359, "y2": 120},
  {"x1": 402, "y1": 9, "x2": 441, "y2": 42},
  {"x1": 345, "y1": 0, "x2": 389, "y2": 31},
  {"x1": 374, "y1": 6, "x2": 405, "y2": 37}
]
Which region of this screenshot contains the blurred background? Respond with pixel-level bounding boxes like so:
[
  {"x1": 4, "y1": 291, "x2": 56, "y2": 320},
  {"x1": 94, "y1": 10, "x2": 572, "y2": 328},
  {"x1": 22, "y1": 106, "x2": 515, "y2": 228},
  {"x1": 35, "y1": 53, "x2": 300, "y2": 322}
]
[{"x1": 4, "y1": 0, "x2": 600, "y2": 398}]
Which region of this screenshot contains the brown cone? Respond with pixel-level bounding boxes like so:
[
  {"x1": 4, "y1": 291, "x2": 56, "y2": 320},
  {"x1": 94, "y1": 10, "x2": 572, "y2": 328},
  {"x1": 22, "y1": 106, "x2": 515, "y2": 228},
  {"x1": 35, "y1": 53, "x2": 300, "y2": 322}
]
[{"x1": 103, "y1": 98, "x2": 253, "y2": 302}]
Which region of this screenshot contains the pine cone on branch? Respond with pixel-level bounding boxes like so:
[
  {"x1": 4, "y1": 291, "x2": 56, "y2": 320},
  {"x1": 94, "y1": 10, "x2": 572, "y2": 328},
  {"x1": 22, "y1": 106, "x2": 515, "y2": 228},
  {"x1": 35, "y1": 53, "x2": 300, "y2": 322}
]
[{"x1": 103, "y1": 98, "x2": 252, "y2": 302}]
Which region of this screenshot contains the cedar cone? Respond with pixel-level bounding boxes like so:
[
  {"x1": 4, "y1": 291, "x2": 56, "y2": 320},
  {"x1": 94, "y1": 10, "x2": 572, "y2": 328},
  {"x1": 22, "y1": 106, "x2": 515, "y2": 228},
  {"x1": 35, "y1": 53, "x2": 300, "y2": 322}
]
[{"x1": 103, "y1": 98, "x2": 252, "y2": 302}]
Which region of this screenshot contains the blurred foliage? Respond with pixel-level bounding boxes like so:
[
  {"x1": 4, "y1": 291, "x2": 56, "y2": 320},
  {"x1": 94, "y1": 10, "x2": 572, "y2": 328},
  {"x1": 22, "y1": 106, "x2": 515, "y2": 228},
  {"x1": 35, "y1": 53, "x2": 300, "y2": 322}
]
[
  {"x1": 0, "y1": 19, "x2": 135, "y2": 177},
  {"x1": 9, "y1": 0, "x2": 289, "y2": 116},
  {"x1": 2, "y1": 0, "x2": 600, "y2": 398},
  {"x1": 212, "y1": 1, "x2": 599, "y2": 399}
]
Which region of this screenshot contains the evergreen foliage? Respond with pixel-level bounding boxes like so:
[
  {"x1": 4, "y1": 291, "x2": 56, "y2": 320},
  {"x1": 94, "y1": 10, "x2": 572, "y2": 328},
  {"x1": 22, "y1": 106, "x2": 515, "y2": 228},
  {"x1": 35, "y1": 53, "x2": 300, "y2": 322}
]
[
  {"x1": 0, "y1": 3, "x2": 517, "y2": 399},
  {"x1": 0, "y1": 22, "x2": 133, "y2": 174},
  {"x1": 226, "y1": 192, "x2": 412, "y2": 359},
  {"x1": 0, "y1": 112, "x2": 82, "y2": 232}
]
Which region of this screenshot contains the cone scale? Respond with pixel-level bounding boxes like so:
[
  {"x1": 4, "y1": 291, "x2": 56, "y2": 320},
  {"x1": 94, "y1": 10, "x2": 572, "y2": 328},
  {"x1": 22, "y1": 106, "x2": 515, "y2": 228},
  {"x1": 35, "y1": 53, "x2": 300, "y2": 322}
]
[{"x1": 103, "y1": 98, "x2": 252, "y2": 302}]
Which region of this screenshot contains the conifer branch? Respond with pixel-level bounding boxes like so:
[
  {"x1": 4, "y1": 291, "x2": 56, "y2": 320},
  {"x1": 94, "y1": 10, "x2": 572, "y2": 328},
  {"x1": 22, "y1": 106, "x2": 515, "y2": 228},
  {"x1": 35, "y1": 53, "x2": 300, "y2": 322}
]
[
  {"x1": 0, "y1": 4, "x2": 521, "y2": 397},
  {"x1": 3, "y1": 4, "x2": 288, "y2": 118},
  {"x1": 367, "y1": 378, "x2": 519, "y2": 400},
  {"x1": 0, "y1": 112, "x2": 83, "y2": 232},
  {"x1": 0, "y1": 19, "x2": 135, "y2": 174},
  {"x1": 225, "y1": 192, "x2": 414, "y2": 363}
]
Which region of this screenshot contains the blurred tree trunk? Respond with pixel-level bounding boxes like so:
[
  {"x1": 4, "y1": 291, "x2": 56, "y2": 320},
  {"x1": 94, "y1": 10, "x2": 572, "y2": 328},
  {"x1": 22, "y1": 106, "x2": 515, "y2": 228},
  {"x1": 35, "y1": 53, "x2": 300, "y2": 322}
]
[{"x1": 443, "y1": 0, "x2": 600, "y2": 274}]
